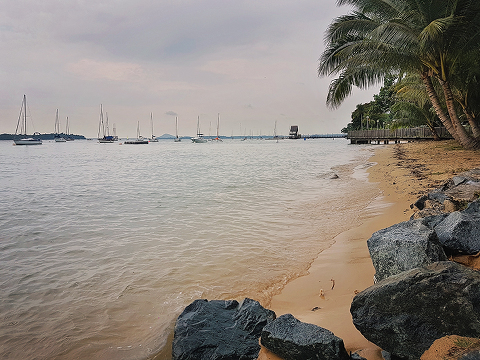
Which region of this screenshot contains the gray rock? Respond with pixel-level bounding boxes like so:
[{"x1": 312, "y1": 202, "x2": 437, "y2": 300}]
[
  {"x1": 367, "y1": 219, "x2": 447, "y2": 282},
  {"x1": 445, "y1": 182, "x2": 480, "y2": 203},
  {"x1": 172, "y1": 298, "x2": 276, "y2": 360},
  {"x1": 413, "y1": 195, "x2": 428, "y2": 210},
  {"x1": 428, "y1": 191, "x2": 451, "y2": 204},
  {"x1": 260, "y1": 314, "x2": 349, "y2": 360},
  {"x1": 351, "y1": 261, "x2": 480, "y2": 360},
  {"x1": 435, "y1": 211, "x2": 480, "y2": 254},
  {"x1": 350, "y1": 353, "x2": 367, "y2": 360},
  {"x1": 464, "y1": 199, "x2": 480, "y2": 214},
  {"x1": 453, "y1": 176, "x2": 469, "y2": 186},
  {"x1": 421, "y1": 214, "x2": 448, "y2": 229},
  {"x1": 460, "y1": 350, "x2": 480, "y2": 360}
]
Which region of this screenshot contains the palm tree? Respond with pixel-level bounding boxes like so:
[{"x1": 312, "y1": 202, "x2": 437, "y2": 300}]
[
  {"x1": 393, "y1": 73, "x2": 441, "y2": 140},
  {"x1": 319, "y1": 0, "x2": 480, "y2": 149}
]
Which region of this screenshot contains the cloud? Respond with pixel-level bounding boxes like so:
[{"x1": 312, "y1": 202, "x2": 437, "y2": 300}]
[
  {"x1": 0, "y1": 0, "x2": 381, "y2": 137},
  {"x1": 66, "y1": 59, "x2": 145, "y2": 82}
]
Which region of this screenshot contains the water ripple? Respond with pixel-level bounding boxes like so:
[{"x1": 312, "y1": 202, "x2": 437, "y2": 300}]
[{"x1": 0, "y1": 139, "x2": 378, "y2": 360}]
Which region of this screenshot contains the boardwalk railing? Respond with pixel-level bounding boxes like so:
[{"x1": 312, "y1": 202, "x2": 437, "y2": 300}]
[{"x1": 347, "y1": 127, "x2": 452, "y2": 144}]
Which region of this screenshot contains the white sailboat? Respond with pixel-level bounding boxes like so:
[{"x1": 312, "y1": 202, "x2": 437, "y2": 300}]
[
  {"x1": 191, "y1": 116, "x2": 207, "y2": 143},
  {"x1": 65, "y1": 116, "x2": 74, "y2": 141},
  {"x1": 54, "y1": 109, "x2": 66, "y2": 142},
  {"x1": 14, "y1": 95, "x2": 42, "y2": 145},
  {"x1": 98, "y1": 105, "x2": 114, "y2": 143},
  {"x1": 125, "y1": 121, "x2": 149, "y2": 144},
  {"x1": 212, "y1": 113, "x2": 222, "y2": 141},
  {"x1": 267, "y1": 120, "x2": 280, "y2": 142},
  {"x1": 150, "y1": 113, "x2": 158, "y2": 142},
  {"x1": 174, "y1": 116, "x2": 181, "y2": 142}
]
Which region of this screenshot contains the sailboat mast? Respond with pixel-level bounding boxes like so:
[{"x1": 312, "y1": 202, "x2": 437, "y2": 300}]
[
  {"x1": 55, "y1": 109, "x2": 59, "y2": 134},
  {"x1": 151, "y1": 113, "x2": 154, "y2": 138},
  {"x1": 98, "y1": 104, "x2": 103, "y2": 138},
  {"x1": 24, "y1": 94, "x2": 27, "y2": 135},
  {"x1": 105, "y1": 113, "x2": 110, "y2": 136},
  {"x1": 175, "y1": 116, "x2": 178, "y2": 138},
  {"x1": 217, "y1": 113, "x2": 220, "y2": 138}
]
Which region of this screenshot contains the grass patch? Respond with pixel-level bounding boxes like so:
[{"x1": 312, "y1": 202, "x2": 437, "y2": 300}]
[{"x1": 454, "y1": 337, "x2": 479, "y2": 349}]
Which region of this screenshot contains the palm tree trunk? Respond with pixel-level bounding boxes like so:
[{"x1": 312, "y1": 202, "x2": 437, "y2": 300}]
[
  {"x1": 439, "y1": 79, "x2": 480, "y2": 149},
  {"x1": 421, "y1": 73, "x2": 457, "y2": 139},
  {"x1": 426, "y1": 123, "x2": 441, "y2": 140},
  {"x1": 463, "y1": 109, "x2": 480, "y2": 140}
]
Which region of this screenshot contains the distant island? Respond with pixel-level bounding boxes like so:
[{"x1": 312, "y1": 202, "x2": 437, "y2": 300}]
[{"x1": 0, "y1": 133, "x2": 86, "y2": 140}]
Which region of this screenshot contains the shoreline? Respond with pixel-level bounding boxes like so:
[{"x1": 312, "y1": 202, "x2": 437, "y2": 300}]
[{"x1": 259, "y1": 140, "x2": 480, "y2": 360}]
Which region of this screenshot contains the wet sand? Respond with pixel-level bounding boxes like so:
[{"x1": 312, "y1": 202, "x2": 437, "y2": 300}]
[{"x1": 259, "y1": 140, "x2": 480, "y2": 359}]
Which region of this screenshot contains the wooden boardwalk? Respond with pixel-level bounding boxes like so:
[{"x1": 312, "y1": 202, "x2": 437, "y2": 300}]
[{"x1": 347, "y1": 127, "x2": 452, "y2": 144}]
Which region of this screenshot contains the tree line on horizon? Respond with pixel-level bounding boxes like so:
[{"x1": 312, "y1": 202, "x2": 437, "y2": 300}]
[{"x1": 320, "y1": 0, "x2": 480, "y2": 149}]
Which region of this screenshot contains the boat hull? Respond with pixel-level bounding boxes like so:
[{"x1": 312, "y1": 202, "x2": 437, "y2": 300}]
[
  {"x1": 124, "y1": 139, "x2": 149, "y2": 144},
  {"x1": 14, "y1": 138, "x2": 42, "y2": 145},
  {"x1": 191, "y1": 137, "x2": 207, "y2": 143}
]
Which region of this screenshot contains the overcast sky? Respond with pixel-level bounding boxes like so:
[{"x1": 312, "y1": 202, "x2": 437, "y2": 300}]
[{"x1": 1, "y1": 0, "x2": 379, "y2": 138}]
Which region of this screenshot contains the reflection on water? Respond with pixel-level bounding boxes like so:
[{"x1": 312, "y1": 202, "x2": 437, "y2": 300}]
[{"x1": 0, "y1": 139, "x2": 378, "y2": 359}]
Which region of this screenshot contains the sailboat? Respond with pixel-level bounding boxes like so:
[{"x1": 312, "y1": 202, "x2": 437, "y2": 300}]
[
  {"x1": 174, "y1": 116, "x2": 181, "y2": 142},
  {"x1": 54, "y1": 109, "x2": 66, "y2": 142},
  {"x1": 124, "y1": 121, "x2": 149, "y2": 144},
  {"x1": 267, "y1": 120, "x2": 280, "y2": 142},
  {"x1": 112, "y1": 123, "x2": 119, "y2": 141},
  {"x1": 65, "y1": 116, "x2": 74, "y2": 141},
  {"x1": 191, "y1": 116, "x2": 207, "y2": 143},
  {"x1": 98, "y1": 104, "x2": 114, "y2": 143},
  {"x1": 212, "y1": 113, "x2": 223, "y2": 142},
  {"x1": 14, "y1": 95, "x2": 42, "y2": 145},
  {"x1": 149, "y1": 113, "x2": 158, "y2": 142}
]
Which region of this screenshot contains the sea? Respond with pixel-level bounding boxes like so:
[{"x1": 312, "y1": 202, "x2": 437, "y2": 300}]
[{"x1": 0, "y1": 138, "x2": 380, "y2": 360}]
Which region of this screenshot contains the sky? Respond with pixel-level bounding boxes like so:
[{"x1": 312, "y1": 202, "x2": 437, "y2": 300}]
[{"x1": 1, "y1": 0, "x2": 380, "y2": 138}]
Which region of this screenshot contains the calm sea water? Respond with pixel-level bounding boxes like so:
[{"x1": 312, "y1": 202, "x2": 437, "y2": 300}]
[{"x1": 0, "y1": 138, "x2": 378, "y2": 360}]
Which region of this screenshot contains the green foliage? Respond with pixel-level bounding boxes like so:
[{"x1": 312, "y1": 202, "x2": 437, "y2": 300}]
[
  {"x1": 320, "y1": 0, "x2": 480, "y2": 148},
  {"x1": 342, "y1": 75, "x2": 397, "y2": 131}
]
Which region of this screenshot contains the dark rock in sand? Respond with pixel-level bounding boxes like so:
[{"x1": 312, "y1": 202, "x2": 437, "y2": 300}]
[
  {"x1": 260, "y1": 314, "x2": 349, "y2": 360},
  {"x1": 367, "y1": 219, "x2": 447, "y2": 282},
  {"x1": 413, "y1": 195, "x2": 428, "y2": 210},
  {"x1": 172, "y1": 298, "x2": 276, "y2": 360},
  {"x1": 351, "y1": 261, "x2": 480, "y2": 360},
  {"x1": 435, "y1": 211, "x2": 480, "y2": 255}
]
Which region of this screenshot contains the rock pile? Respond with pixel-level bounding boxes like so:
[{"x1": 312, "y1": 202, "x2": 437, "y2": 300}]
[
  {"x1": 172, "y1": 170, "x2": 480, "y2": 360},
  {"x1": 350, "y1": 169, "x2": 480, "y2": 359},
  {"x1": 412, "y1": 169, "x2": 480, "y2": 218}
]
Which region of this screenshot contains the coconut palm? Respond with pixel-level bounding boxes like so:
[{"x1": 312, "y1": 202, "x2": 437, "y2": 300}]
[
  {"x1": 319, "y1": 0, "x2": 480, "y2": 149},
  {"x1": 393, "y1": 73, "x2": 441, "y2": 140}
]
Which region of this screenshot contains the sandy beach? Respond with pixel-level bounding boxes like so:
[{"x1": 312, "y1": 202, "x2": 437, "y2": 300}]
[{"x1": 258, "y1": 140, "x2": 480, "y2": 360}]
